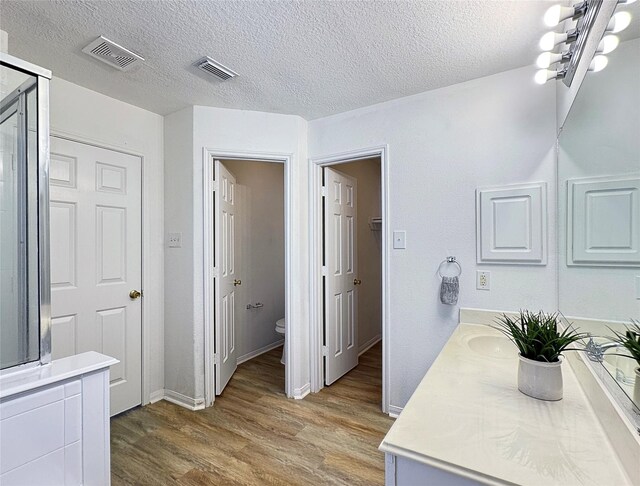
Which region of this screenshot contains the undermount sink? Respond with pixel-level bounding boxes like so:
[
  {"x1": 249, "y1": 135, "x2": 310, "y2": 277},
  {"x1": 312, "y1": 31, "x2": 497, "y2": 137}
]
[{"x1": 467, "y1": 335, "x2": 516, "y2": 359}]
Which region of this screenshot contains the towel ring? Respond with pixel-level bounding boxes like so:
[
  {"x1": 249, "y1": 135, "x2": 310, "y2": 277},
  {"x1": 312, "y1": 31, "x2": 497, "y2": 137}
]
[{"x1": 437, "y1": 256, "x2": 462, "y2": 278}]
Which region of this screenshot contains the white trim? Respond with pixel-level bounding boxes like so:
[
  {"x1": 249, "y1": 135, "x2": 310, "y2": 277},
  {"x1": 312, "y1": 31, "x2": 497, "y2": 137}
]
[
  {"x1": 148, "y1": 389, "x2": 165, "y2": 404},
  {"x1": 309, "y1": 145, "x2": 391, "y2": 414},
  {"x1": 203, "y1": 148, "x2": 294, "y2": 407},
  {"x1": 293, "y1": 383, "x2": 310, "y2": 400},
  {"x1": 50, "y1": 129, "x2": 154, "y2": 408},
  {"x1": 163, "y1": 389, "x2": 206, "y2": 411},
  {"x1": 388, "y1": 405, "x2": 403, "y2": 418},
  {"x1": 237, "y1": 339, "x2": 284, "y2": 365},
  {"x1": 359, "y1": 335, "x2": 381, "y2": 356}
]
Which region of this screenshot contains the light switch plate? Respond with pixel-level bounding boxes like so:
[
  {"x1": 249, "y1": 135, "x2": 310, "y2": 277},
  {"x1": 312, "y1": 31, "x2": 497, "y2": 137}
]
[
  {"x1": 477, "y1": 271, "x2": 490, "y2": 290},
  {"x1": 168, "y1": 232, "x2": 182, "y2": 248},
  {"x1": 393, "y1": 231, "x2": 406, "y2": 249}
]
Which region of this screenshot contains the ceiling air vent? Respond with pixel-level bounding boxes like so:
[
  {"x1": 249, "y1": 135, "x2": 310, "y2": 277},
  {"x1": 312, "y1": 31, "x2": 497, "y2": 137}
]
[
  {"x1": 82, "y1": 36, "x2": 144, "y2": 71},
  {"x1": 194, "y1": 57, "x2": 238, "y2": 81}
]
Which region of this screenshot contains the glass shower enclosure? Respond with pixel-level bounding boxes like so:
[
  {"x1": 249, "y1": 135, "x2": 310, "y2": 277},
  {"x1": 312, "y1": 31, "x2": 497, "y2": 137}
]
[{"x1": 0, "y1": 53, "x2": 51, "y2": 371}]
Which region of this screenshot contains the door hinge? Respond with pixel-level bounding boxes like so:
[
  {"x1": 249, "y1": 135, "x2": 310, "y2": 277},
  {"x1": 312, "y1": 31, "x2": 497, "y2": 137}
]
[
  {"x1": 321, "y1": 186, "x2": 327, "y2": 197},
  {"x1": 322, "y1": 345, "x2": 328, "y2": 356},
  {"x1": 321, "y1": 266, "x2": 328, "y2": 276},
  {"x1": 213, "y1": 353, "x2": 220, "y2": 365},
  {"x1": 212, "y1": 181, "x2": 219, "y2": 192}
]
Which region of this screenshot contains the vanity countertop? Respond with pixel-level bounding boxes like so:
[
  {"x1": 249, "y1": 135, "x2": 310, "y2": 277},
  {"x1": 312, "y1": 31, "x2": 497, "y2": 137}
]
[
  {"x1": 379, "y1": 323, "x2": 633, "y2": 486},
  {"x1": 0, "y1": 351, "x2": 118, "y2": 399}
]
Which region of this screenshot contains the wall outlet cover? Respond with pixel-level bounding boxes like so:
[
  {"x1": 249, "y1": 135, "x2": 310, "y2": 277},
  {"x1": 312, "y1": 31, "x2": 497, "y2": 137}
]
[
  {"x1": 477, "y1": 271, "x2": 490, "y2": 290},
  {"x1": 168, "y1": 232, "x2": 182, "y2": 248},
  {"x1": 393, "y1": 230, "x2": 406, "y2": 249}
]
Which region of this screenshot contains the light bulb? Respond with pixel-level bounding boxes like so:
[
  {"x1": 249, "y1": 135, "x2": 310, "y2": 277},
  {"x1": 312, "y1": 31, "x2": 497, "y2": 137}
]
[
  {"x1": 535, "y1": 69, "x2": 556, "y2": 84},
  {"x1": 540, "y1": 32, "x2": 568, "y2": 50},
  {"x1": 536, "y1": 51, "x2": 564, "y2": 68},
  {"x1": 597, "y1": 35, "x2": 619, "y2": 54},
  {"x1": 607, "y1": 12, "x2": 632, "y2": 33},
  {"x1": 544, "y1": 5, "x2": 577, "y2": 27},
  {"x1": 589, "y1": 55, "x2": 608, "y2": 72}
]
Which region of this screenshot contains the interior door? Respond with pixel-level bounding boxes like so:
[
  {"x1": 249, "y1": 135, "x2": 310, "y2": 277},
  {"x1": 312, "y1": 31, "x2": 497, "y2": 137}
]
[
  {"x1": 324, "y1": 166, "x2": 359, "y2": 385},
  {"x1": 49, "y1": 137, "x2": 142, "y2": 416},
  {"x1": 214, "y1": 160, "x2": 239, "y2": 394}
]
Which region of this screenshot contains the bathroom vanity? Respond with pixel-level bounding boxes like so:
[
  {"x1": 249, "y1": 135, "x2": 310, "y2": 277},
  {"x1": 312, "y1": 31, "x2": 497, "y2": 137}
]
[{"x1": 380, "y1": 311, "x2": 639, "y2": 485}]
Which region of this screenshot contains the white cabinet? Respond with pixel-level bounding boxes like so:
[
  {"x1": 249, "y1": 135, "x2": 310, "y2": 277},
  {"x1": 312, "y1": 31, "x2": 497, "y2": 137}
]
[{"x1": 0, "y1": 352, "x2": 117, "y2": 485}]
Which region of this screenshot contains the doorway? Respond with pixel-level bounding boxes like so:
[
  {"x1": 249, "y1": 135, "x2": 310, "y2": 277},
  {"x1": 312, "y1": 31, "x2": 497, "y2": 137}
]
[
  {"x1": 203, "y1": 151, "x2": 293, "y2": 405},
  {"x1": 310, "y1": 147, "x2": 390, "y2": 413}
]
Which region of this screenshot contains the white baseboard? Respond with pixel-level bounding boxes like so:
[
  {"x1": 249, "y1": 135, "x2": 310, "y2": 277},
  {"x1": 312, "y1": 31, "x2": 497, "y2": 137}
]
[
  {"x1": 293, "y1": 383, "x2": 310, "y2": 400},
  {"x1": 359, "y1": 334, "x2": 382, "y2": 356},
  {"x1": 148, "y1": 389, "x2": 165, "y2": 404},
  {"x1": 388, "y1": 404, "x2": 403, "y2": 418},
  {"x1": 163, "y1": 389, "x2": 206, "y2": 411},
  {"x1": 237, "y1": 339, "x2": 284, "y2": 365}
]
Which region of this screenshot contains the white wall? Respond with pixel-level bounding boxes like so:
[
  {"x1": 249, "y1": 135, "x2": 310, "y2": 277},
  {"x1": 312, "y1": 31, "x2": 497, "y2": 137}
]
[
  {"x1": 309, "y1": 66, "x2": 558, "y2": 409},
  {"x1": 164, "y1": 106, "x2": 308, "y2": 402},
  {"x1": 338, "y1": 158, "x2": 382, "y2": 352},
  {"x1": 48, "y1": 77, "x2": 165, "y2": 404},
  {"x1": 163, "y1": 106, "x2": 195, "y2": 402},
  {"x1": 558, "y1": 38, "x2": 640, "y2": 323},
  {"x1": 222, "y1": 159, "x2": 285, "y2": 362}
]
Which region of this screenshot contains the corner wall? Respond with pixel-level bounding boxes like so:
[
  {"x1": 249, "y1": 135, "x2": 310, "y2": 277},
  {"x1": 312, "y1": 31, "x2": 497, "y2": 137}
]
[{"x1": 309, "y1": 65, "x2": 558, "y2": 409}]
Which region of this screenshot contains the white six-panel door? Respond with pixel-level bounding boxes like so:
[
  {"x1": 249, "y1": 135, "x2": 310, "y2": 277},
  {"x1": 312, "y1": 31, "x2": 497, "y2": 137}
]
[
  {"x1": 214, "y1": 160, "x2": 239, "y2": 395},
  {"x1": 49, "y1": 137, "x2": 142, "y2": 416},
  {"x1": 324, "y1": 167, "x2": 359, "y2": 385}
]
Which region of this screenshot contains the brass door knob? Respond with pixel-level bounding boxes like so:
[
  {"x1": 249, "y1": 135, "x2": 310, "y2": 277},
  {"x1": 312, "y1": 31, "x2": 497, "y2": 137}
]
[
  {"x1": 129, "y1": 290, "x2": 142, "y2": 299},
  {"x1": 353, "y1": 278, "x2": 362, "y2": 285},
  {"x1": 234, "y1": 279, "x2": 242, "y2": 286}
]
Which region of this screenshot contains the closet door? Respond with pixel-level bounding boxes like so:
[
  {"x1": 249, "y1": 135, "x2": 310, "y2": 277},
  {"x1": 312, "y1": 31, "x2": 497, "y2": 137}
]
[
  {"x1": 49, "y1": 137, "x2": 142, "y2": 416},
  {"x1": 323, "y1": 167, "x2": 359, "y2": 385}
]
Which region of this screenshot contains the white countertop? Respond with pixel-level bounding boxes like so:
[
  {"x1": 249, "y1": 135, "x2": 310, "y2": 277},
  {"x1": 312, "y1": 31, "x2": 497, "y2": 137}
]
[
  {"x1": 0, "y1": 352, "x2": 118, "y2": 400},
  {"x1": 379, "y1": 323, "x2": 633, "y2": 486}
]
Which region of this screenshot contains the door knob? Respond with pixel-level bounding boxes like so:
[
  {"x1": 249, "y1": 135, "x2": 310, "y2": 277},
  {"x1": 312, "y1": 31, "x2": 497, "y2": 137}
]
[
  {"x1": 234, "y1": 279, "x2": 242, "y2": 286},
  {"x1": 353, "y1": 278, "x2": 362, "y2": 285},
  {"x1": 129, "y1": 289, "x2": 142, "y2": 299}
]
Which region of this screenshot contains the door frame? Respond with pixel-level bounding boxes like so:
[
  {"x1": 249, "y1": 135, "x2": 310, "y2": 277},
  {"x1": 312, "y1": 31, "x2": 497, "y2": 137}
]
[
  {"x1": 309, "y1": 145, "x2": 390, "y2": 413},
  {"x1": 48, "y1": 130, "x2": 148, "y2": 408},
  {"x1": 203, "y1": 148, "x2": 293, "y2": 406}
]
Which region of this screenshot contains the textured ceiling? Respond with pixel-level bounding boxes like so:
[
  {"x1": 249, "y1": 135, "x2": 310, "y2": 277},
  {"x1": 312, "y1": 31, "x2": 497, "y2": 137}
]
[{"x1": 0, "y1": 0, "x2": 628, "y2": 119}]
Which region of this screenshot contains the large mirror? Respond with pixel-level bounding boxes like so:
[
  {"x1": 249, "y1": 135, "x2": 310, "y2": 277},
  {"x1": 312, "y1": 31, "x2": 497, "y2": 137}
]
[{"x1": 558, "y1": 19, "x2": 640, "y2": 413}]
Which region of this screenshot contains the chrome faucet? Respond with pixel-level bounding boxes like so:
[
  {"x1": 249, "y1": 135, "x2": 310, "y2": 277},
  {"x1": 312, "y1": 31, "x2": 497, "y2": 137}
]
[{"x1": 585, "y1": 337, "x2": 622, "y2": 362}]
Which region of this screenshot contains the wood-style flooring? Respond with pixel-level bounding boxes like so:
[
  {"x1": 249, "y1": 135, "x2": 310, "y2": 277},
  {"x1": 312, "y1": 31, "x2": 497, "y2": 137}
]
[{"x1": 110, "y1": 342, "x2": 393, "y2": 485}]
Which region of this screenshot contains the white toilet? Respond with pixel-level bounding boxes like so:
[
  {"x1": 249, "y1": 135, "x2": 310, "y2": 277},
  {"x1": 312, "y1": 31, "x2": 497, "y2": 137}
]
[{"x1": 275, "y1": 318, "x2": 286, "y2": 365}]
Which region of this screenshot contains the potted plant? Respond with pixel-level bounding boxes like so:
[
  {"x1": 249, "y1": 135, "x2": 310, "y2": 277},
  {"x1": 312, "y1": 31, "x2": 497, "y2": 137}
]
[
  {"x1": 609, "y1": 320, "x2": 640, "y2": 406},
  {"x1": 495, "y1": 310, "x2": 587, "y2": 401}
]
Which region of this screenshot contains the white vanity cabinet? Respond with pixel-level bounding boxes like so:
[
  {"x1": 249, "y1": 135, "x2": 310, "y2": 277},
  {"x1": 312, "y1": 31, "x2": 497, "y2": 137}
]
[{"x1": 0, "y1": 352, "x2": 117, "y2": 485}]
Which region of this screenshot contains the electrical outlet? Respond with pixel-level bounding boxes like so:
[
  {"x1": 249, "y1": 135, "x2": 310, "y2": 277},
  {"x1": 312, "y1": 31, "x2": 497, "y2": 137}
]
[
  {"x1": 477, "y1": 271, "x2": 490, "y2": 290},
  {"x1": 168, "y1": 232, "x2": 182, "y2": 248}
]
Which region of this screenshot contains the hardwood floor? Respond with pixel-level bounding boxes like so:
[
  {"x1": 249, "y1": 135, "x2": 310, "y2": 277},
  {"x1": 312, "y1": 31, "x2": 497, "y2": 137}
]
[{"x1": 111, "y1": 342, "x2": 393, "y2": 485}]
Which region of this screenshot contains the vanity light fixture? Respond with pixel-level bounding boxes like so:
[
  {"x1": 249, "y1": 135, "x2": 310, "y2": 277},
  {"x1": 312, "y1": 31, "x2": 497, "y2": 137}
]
[
  {"x1": 536, "y1": 51, "x2": 572, "y2": 68},
  {"x1": 539, "y1": 29, "x2": 579, "y2": 50},
  {"x1": 596, "y1": 35, "x2": 620, "y2": 54},
  {"x1": 617, "y1": 0, "x2": 637, "y2": 5},
  {"x1": 535, "y1": 68, "x2": 567, "y2": 84},
  {"x1": 588, "y1": 54, "x2": 609, "y2": 72},
  {"x1": 606, "y1": 11, "x2": 632, "y2": 33},
  {"x1": 544, "y1": 2, "x2": 588, "y2": 27}
]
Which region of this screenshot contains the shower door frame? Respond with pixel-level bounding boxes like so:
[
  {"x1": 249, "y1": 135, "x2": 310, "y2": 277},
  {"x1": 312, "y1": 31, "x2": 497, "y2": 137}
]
[{"x1": 0, "y1": 53, "x2": 52, "y2": 373}]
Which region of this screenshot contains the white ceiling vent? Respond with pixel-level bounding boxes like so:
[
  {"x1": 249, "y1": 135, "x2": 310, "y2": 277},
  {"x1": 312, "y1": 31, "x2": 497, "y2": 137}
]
[
  {"x1": 82, "y1": 36, "x2": 144, "y2": 71},
  {"x1": 194, "y1": 57, "x2": 238, "y2": 81}
]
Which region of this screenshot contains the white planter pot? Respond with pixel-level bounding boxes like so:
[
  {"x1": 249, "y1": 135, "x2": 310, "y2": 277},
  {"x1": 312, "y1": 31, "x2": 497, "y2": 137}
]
[
  {"x1": 517, "y1": 355, "x2": 563, "y2": 401},
  {"x1": 634, "y1": 368, "x2": 640, "y2": 407}
]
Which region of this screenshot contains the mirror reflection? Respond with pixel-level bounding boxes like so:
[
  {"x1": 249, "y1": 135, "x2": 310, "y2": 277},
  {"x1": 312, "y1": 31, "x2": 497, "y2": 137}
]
[{"x1": 558, "y1": 33, "x2": 640, "y2": 408}]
